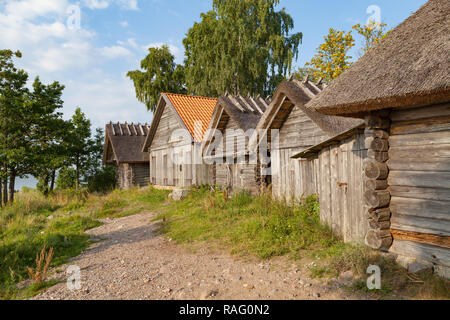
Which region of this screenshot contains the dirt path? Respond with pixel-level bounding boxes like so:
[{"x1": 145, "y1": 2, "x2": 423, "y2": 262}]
[{"x1": 33, "y1": 212, "x2": 365, "y2": 300}]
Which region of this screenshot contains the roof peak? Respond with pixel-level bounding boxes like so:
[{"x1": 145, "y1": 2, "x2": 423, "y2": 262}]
[{"x1": 162, "y1": 92, "x2": 218, "y2": 100}]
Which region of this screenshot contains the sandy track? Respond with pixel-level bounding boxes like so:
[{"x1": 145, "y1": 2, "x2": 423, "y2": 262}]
[{"x1": 32, "y1": 212, "x2": 362, "y2": 300}]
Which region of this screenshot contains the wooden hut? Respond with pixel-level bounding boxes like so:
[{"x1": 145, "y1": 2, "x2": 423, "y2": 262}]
[
  {"x1": 250, "y1": 78, "x2": 362, "y2": 201},
  {"x1": 203, "y1": 94, "x2": 269, "y2": 195},
  {"x1": 305, "y1": 0, "x2": 450, "y2": 276},
  {"x1": 142, "y1": 93, "x2": 217, "y2": 188},
  {"x1": 103, "y1": 122, "x2": 150, "y2": 189}
]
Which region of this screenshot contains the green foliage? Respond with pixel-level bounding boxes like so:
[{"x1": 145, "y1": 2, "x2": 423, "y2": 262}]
[
  {"x1": 127, "y1": 45, "x2": 186, "y2": 112},
  {"x1": 55, "y1": 167, "x2": 76, "y2": 190},
  {"x1": 65, "y1": 108, "x2": 93, "y2": 190},
  {"x1": 183, "y1": 0, "x2": 302, "y2": 98},
  {"x1": 0, "y1": 187, "x2": 170, "y2": 299},
  {"x1": 85, "y1": 166, "x2": 116, "y2": 193},
  {"x1": 156, "y1": 187, "x2": 336, "y2": 259},
  {"x1": 0, "y1": 50, "x2": 30, "y2": 202}
]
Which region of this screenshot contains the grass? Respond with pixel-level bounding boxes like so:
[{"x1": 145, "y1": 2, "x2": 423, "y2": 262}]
[
  {"x1": 1, "y1": 185, "x2": 448, "y2": 300},
  {"x1": 0, "y1": 186, "x2": 169, "y2": 299},
  {"x1": 155, "y1": 186, "x2": 450, "y2": 300},
  {"x1": 155, "y1": 186, "x2": 339, "y2": 259}
]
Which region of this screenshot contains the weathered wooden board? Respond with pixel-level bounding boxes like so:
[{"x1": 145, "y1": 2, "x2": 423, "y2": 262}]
[
  {"x1": 390, "y1": 239, "x2": 450, "y2": 267},
  {"x1": 388, "y1": 171, "x2": 450, "y2": 189},
  {"x1": 389, "y1": 185, "x2": 450, "y2": 201}
]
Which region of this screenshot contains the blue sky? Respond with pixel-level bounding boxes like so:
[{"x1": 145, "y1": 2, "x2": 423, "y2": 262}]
[{"x1": 0, "y1": 0, "x2": 427, "y2": 188}]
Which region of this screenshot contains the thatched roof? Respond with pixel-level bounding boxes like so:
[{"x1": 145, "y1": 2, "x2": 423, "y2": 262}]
[
  {"x1": 203, "y1": 94, "x2": 268, "y2": 155},
  {"x1": 307, "y1": 0, "x2": 450, "y2": 117},
  {"x1": 143, "y1": 93, "x2": 217, "y2": 152},
  {"x1": 249, "y1": 77, "x2": 363, "y2": 151},
  {"x1": 103, "y1": 122, "x2": 150, "y2": 165}
]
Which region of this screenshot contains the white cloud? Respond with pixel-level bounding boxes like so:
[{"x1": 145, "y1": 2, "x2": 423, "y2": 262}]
[
  {"x1": 83, "y1": 0, "x2": 109, "y2": 10},
  {"x1": 82, "y1": 0, "x2": 138, "y2": 11},
  {"x1": 119, "y1": 20, "x2": 129, "y2": 27},
  {"x1": 100, "y1": 45, "x2": 132, "y2": 59},
  {"x1": 3, "y1": 0, "x2": 69, "y2": 21},
  {"x1": 63, "y1": 72, "x2": 152, "y2": 129}
]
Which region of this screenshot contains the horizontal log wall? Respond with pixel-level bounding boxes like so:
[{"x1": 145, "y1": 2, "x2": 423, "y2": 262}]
[
  {"x1": 131, "y1": 163, "x2": 150, "y2": 187},
  {"x1": 388, "y1": 103, "x2": 450, "y2": 267}
]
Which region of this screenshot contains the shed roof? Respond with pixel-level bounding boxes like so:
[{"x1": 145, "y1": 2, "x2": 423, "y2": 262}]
[
  {"x1": 203, "y1": 94, "x2": 269, "y2": 155},
  {"x1": 143, "y1": 93, "x2": 218, "y2": 151},
  {"x1": 103, "y1": 122, "x2": 150, "y2": 165},
  {"x1": 249, "y1": 78, "x2": 363, "y2": 151},
  {"x1": 307, "y1": 0, "x2": 450, "y2": 117},
  {"x1": 165, "y1": 93, "x2": 218, "y2": 141}
]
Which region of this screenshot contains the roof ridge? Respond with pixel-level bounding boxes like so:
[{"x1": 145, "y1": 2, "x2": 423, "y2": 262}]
[{"x1": 163, "y1": 92, "x2": 218, "y2": 100}]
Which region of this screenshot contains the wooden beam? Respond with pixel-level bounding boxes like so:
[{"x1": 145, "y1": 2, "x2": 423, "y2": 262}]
[
  {"x1": 227, "y1": 96, "x2": 245, "y2": 112},
  {"x1": 118, "y1": 122, "x2": 123, "y2": 136},
  {"x1": 239, "y1": 95, "x2": 255, "y2": 113},
  {"x1": 248, "y1": 95, "x2": 264, "y2": 115},
  {"x1": 293, "y1": 79, "x2": 316, "y2": 99},
  {"x1": 392, "y1": 229, "x2": 450, "y2": 249},
  {"x1": 308, "y1": 80, "x2": 322, "y2": 94},
  {"x1": 111, "y1": 123, "x2": 116, "y2": 136}
]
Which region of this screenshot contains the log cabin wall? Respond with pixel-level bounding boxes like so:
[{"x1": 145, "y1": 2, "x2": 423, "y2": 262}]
[
  {"x1": 131, "y1": 163, "x2": 150, "y2": 187},
  {"x1": 363, "y1": 113, "x2": 393, "y2": 249},
  {"x1": 386, "y1": 103, "x2": 450, "y2": 270},
  {"x1": 116, "y1": 163, "x2": 150, "y2": 189}
]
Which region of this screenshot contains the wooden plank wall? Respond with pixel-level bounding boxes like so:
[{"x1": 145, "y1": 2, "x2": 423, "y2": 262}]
[
  {"x1": 213, "y1": 115, "x2": 261, "y2": 195},
  {"x1": 388, "y1": 103, "x2": 450, "y2": 262},
  {"x1": 215, "y1": 163, "x2": 260, "y2": 195},
  {"x1": 316, "y1": 133, "x2": 368, "y2": 243},
  {"x1": 149, "y1": 101, "x2": 212, "y2": 188}
]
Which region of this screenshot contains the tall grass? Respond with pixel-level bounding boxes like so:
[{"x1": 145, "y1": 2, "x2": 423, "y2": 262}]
[
  {"x1": 156, "y1": 186, "x2": 339, "y2": 259},
  {"x1": 0, "y1": 187, "x2": 169, "y2": 299}
]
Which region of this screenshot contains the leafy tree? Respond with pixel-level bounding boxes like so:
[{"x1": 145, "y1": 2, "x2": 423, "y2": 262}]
[
  {"x1": 183, "y1": 0, "x2": 302, "y2": 97},
  {"x1": 305, "y1": 28, "x2": 355, "y2": 83},
  {"x1": 352, "y1": 20, "x2": 390, "y2": 56},
  {"x1": 66, "y1": 108, "x2": 93, "y2": 191},
  {"x1": 85, "y1": 166, "x2": 116, "y2": 193},
  {"x1": 55, "y1": 167, "x2": 77, "y2": 190},
  {"x1": 127, "y1": 46, "x2": 186, "y2": 112},
  {"x1": 28, "y1": 77, "x2": 67, "y2": 196},
  {"x1": 0, "y1": 50, "x2": 29, "y2": 204},
  {"x1": 83, "y1": 128, "x2": 116, "y2": 192}
]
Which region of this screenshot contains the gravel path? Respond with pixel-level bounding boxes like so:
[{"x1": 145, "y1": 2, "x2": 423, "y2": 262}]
[{"x1": 32, "y1": 212, "x2": 362, "y2": 300}]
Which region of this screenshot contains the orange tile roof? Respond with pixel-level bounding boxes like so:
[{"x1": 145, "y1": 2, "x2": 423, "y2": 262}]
[{"x1": 164, "y1": 93, "x2": 218, "y2": 142}]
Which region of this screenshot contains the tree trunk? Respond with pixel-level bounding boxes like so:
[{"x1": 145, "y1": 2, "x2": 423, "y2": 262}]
[
  {"x1": 50, "y1": 169, "x2": 56, "y2": 193},
  {"x1": 0, "y1": 178, "x2": 2, "y2": 208},
  {"x1": 76, "y1": 158, "x2": 80, "y2": 191},
  {"x1": 44, "y1": 174, "x2": 49, "y2": 197},
  {"x1": 2, "y1": 176, "x2": 7, "y2": 206},
  {"x1": 9, "y1": 168, "x2": 16, "y2": 203}
]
